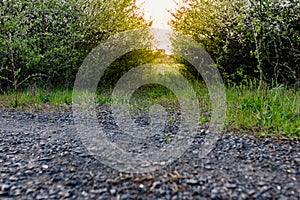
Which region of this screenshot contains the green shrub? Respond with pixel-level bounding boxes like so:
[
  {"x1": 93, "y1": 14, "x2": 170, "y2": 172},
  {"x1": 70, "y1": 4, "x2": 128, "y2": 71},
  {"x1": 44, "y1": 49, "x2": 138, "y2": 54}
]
[
  {"x1": 0, "y1": 0, "x2": 148, "y2": 93},
  {"x1": 0, "y1": 0, "x2": 86, "y2": 90},
  {"x1": 171, "y1": 0, "x2": 300, "y2": 86}
]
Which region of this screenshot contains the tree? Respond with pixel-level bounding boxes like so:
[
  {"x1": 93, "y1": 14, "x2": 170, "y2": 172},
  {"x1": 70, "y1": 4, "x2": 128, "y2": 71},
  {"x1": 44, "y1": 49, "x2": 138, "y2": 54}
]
[
  {"x1": 0, "y1": 0, "x2": 86, "y2": 94},
  {"x1": 171, "y1": 0, "x2": 252, "y2": 84},
  {"x1": 239, "y1": 0, "x2": 300, "y2": 85},
  {"x1": 0, "y1": 0, "x2": 149, "y2": 96},
  {"x1": 171, "y1": 0, "x2": 300, "y2": 86},
  {"x1": 82, "y1": 0, "x2": 149, "y2": 50}
]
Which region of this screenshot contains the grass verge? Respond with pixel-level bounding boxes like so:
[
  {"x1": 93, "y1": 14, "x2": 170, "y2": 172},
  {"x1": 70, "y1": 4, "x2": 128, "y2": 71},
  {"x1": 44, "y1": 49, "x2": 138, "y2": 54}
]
[
  {"x1": 0, "y1": 83, "x2": 299, "y2": 138},
  {"x1": 226, "y1": 84, "x2": 300, "y2": 138}
]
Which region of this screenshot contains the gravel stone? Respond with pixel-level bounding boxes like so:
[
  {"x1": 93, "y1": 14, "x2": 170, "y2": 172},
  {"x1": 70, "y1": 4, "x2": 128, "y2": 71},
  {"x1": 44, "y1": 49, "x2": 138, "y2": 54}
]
[{"x1": 0, "y1": 107, "x2": 299, "y2": 199}]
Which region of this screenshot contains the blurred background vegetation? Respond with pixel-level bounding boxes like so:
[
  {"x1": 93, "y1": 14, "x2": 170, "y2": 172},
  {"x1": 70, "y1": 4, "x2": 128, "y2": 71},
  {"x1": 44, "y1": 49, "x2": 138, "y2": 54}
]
[
  {"x1": 0, "y1": 0, "x2": 148, "y2": 92},
  {"x1": 0, "y1": 0, "x2": 299, "y2": 91},
  {"x1": 172, "y1": 0, "x2": 299, "y2": 87}
]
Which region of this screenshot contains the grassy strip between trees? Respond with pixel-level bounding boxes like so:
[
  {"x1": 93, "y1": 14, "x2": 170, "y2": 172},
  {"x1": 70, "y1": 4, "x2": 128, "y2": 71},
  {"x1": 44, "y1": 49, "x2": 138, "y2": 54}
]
[{"x1": 0, "y1": 83, "x2": 299, "y2": 139}]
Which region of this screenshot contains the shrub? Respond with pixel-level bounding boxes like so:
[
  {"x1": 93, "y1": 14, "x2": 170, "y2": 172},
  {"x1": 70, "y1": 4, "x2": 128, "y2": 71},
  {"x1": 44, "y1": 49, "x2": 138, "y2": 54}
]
[
  {"x1": 0, "y1": 0, "x2": 149, "y2": 92},
  {"x1": 171, "y1": 0, "x2": 300, "y2": 86},
  {"x1": 0, "y1": 0, "x2": 86, "y2": 90}
]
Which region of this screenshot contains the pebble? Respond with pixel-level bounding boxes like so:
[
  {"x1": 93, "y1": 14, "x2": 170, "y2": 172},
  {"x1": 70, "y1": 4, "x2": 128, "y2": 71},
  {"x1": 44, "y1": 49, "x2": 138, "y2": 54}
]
[
  {"x1": 225, "y1": 183, "x2": 237, "y2": 189},
  {"x1": 42, "y1": 165, "x2": 49, "y2": 169},
  {"x1": 150, "y1": 181, "x2": 162, "y2": 190},
  {"x1": 186, "y1": 179, "x2": 199, "y2": 185},
  {"x1": 109, "y1": 188, "x2": 116, "y2": 195}
]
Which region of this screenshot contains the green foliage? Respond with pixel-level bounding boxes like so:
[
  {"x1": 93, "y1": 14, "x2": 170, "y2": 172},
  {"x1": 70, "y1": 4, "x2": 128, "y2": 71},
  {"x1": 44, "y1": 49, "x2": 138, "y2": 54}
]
[
  {"x1": 82, "y1": 0, "x2": 149, "y2": 50},
  {"x1": 99, "y1": 50, "x2": 172, "y2": 88},
  {"x1": 0, "y1": 0, "x2": 86, "y2": 91},
  {"x1": 171, "y1": 0, "x2": 300, "y2": 86},
  {"x1": 0, "y1": 0, "x2": 149, "y2": 93},
  {"x1": 226, "y1": 83, "x2": 300, "y2": 138},
  {"x1": 0, "y1": 88, "x2": 73, "y2": 109},
  {"x1": 39, "y1": 93, "x2": 51, "y2": 103},
  {"x1": 171, "y1": 0, "x2": 250, "y2": 83},
  {"x1": 238, "y1": 0, "x2": 300, "y2": 85}
]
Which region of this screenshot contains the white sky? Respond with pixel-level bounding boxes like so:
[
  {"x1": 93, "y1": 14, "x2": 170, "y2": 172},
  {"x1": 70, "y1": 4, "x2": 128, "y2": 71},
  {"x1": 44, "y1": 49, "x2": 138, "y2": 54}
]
[
  {"x1": 137, "y1": 0, "x2": 182, "y2": 30},
  {"x1": 136, "y1": 0, "x2": 184, "y2": 54}
]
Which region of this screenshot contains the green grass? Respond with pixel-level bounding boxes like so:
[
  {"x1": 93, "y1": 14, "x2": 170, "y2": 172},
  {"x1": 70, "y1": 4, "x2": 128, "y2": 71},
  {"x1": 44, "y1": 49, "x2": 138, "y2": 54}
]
[
  {"x1": 0, "y1": 83, "x2": 299, "y2": 139},
  {"x1": 0, "y1": 88, "x2": 73, "y2": 111},
  {"x1": 226, "y1": 84, "x2": 300, "y2": 138}
]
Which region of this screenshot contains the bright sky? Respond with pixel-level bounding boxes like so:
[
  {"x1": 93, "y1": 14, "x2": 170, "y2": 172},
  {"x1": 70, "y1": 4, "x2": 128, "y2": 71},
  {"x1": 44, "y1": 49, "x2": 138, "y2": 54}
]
[
  {"x1": 136, "y1": 0, "x2": 183, "y2": 54},
  {"x1": 137, "y1": 0, "x2": 182, "y2": 30}
]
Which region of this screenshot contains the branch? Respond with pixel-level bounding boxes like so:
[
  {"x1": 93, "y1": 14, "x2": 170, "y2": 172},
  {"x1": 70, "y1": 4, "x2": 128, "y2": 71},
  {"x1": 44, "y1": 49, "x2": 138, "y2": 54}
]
[
  {"x1": 250, "y1": 20, "x2": 264, "y2": 88},
  {"x1": 0, "y1": 76, "x2": 14, "y2": 84},
  {"x1": 16, "y1": 73, "x2": 48, "y2": 88}
]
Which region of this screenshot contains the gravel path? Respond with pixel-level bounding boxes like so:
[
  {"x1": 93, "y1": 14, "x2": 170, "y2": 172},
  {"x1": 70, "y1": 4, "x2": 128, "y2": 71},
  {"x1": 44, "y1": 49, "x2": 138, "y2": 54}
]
[{"x1": 0, "y1": 108, "x2": 299, "y2": 199}]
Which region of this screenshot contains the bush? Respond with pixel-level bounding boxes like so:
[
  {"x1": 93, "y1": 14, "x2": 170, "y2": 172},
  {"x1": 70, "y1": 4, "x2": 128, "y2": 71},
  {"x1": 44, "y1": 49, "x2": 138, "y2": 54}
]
[
  {"x1": 0, "y1": 0, "x2": 148, "y2": 92},
  {"x1": 238, "y1": 0, "x2": 300, "y2": 85},
  {"x1": 171, "y1": 0, "x2": 300, "y2": 86},
  {"x1": 0, "y1": 0, "x2": 86, "y2": 90}
]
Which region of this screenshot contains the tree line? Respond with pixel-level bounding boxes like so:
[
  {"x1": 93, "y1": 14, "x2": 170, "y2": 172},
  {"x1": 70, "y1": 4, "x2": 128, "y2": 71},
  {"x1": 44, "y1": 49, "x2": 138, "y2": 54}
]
[
  {"x1": 0, "y1": 0, "x2": 299, "y2": 93},
  {"x1": 172, "y1": 0, "x2": 299, "y2": 87},
  {"x1": 0, "y1": 0, "x2": 148, "y2": 92}
]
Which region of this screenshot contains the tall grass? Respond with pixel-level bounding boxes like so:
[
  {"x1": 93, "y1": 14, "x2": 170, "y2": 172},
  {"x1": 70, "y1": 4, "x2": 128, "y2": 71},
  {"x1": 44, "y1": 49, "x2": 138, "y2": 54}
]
[
  {"x1": 0, "y1": 83, "x2": 299, "y2": 138},
  {"x1": 0, "y1": 88, "x2": 73, "y2": 110},
  {"x1": 226, "y1": 82, "x2": 300, "y2": 138}
]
